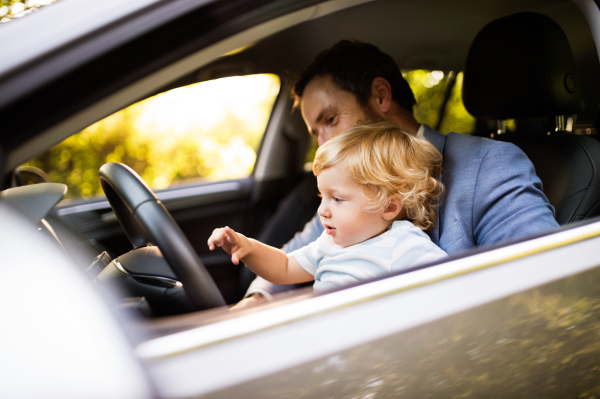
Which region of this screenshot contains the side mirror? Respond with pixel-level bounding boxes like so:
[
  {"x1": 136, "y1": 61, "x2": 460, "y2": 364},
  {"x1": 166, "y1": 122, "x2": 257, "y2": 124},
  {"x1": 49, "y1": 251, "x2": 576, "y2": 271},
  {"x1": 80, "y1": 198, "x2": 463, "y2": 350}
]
[{"x1": 11, "y1": 166, "x2": 50, "y2": 187}]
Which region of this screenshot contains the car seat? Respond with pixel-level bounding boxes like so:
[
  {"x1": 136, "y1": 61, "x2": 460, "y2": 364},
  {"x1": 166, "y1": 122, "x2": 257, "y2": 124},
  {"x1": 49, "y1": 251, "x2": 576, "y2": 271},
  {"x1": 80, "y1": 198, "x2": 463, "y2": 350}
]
[{"x1": 462, "y1": 12, "x2": 600, "y2": 225}]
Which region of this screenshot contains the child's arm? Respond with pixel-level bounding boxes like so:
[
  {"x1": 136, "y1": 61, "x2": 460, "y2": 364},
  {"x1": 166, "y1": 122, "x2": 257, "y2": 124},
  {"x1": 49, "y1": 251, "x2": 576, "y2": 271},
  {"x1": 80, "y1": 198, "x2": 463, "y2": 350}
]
[{"x1": 207, "y1": 226, "x2": 313, "y2": 285}]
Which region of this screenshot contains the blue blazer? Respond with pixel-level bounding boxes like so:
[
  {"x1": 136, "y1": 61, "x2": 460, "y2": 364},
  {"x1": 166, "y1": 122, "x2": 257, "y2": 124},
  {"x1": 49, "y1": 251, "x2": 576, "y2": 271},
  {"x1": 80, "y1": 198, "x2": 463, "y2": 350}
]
[{"x1": 422, "y1": 125, "x2": 558, "y2": 253}]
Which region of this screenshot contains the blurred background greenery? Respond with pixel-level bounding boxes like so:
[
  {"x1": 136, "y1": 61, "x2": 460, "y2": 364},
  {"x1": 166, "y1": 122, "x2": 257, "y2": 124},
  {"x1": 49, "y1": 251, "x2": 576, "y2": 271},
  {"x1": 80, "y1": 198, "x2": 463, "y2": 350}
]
[
  {"x1": 406, "y1": 70, "x2": 476, "y2": 134},
  {"x1": 0, "y1": 0, "x2": 57, "y2": 23},
  {"x1": 22, "y1": 70, "x2": 475, "y2": 200},
  {"x1": 24, "y1": 75, "x2": 280, "y2": 199}
]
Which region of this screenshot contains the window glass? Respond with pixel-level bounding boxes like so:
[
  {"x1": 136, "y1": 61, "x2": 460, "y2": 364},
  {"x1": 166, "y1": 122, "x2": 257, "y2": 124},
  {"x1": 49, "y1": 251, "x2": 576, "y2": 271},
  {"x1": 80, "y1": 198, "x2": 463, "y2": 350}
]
[
  {"x1": 404, "y1": 70, "x2": 476, "y2": 135},
  {"x1": 23, "y1": 74, "x2": 280, "y2": 199},
  {"x1": 0, "y1": 0, "x2": 60, "y2": 24}
]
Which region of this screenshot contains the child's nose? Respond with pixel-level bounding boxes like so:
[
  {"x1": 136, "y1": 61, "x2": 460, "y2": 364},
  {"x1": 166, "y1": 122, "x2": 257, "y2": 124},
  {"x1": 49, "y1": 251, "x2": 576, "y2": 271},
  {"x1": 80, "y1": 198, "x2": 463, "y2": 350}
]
[{"x1": 318, "y1": 201, "x2": 331, "y2": 218}]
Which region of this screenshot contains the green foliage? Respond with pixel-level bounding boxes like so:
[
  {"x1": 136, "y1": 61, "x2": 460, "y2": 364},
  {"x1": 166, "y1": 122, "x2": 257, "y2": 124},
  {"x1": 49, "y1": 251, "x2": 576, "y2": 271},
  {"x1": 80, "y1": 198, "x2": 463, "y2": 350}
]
[
  {"x1": 0, "y1": 0, "x2": 59, "y2": 24},
  {"x1": 405, "y1": 70, "x2": 446, "y2": 128},
  {"x1": 405, "y1": 70, "x2": 476, "y2": 135},
  {"x1": 23, "y1": 75, "x2": 280, "y2": 200},
  {"x1": 437, "y1": 73, "x2": 477, "y2": 135}
]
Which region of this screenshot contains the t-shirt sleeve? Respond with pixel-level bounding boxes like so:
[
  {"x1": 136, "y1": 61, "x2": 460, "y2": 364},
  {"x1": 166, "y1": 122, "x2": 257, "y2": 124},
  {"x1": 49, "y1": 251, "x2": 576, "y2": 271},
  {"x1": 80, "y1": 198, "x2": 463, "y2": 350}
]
[{"x1": 288, "y1": 237, "x2": 320, "y2": 276}]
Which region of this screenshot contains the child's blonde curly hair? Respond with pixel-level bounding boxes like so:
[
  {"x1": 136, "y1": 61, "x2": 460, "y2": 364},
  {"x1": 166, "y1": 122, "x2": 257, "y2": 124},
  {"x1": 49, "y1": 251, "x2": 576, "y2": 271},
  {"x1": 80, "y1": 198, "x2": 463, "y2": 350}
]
[{"x1": 312, "y1": 122, "x2": 443, "y2": 230}]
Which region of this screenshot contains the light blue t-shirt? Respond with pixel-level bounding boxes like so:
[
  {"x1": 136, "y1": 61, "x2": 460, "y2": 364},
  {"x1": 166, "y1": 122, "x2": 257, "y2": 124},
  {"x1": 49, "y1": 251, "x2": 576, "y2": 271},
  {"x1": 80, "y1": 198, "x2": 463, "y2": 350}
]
[{"x1": 289, "y1": 220, "x2": 448, "y2": 292}]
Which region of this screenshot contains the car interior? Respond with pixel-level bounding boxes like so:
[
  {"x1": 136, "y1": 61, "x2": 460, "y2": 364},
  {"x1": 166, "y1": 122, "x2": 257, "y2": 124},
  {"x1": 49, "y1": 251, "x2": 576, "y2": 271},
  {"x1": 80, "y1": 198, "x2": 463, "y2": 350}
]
[
  {"x1": 462, "y1": 11, "x2": 600, "y2": 225},
  {"x1": 1, "y1": 0, "x2": 599, "y2": 331}
]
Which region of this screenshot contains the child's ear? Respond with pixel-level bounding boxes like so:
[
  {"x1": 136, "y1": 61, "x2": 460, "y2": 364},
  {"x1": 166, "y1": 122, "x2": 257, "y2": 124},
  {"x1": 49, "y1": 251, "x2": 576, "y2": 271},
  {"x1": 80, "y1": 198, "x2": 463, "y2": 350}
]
[{"x1": 383, "y1": 195, "x2": 403, "y2": 220}]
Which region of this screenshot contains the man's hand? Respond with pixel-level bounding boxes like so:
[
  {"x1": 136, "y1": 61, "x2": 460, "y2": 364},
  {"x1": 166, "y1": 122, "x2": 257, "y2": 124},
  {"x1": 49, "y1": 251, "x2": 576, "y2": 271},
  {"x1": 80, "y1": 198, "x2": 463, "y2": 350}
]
[
  {"x1": 207, "y1": 226, "x2": 253, "y2": 265},
  {"x1": 229, "y1": 293, "x2": 268, "y2": 311}
]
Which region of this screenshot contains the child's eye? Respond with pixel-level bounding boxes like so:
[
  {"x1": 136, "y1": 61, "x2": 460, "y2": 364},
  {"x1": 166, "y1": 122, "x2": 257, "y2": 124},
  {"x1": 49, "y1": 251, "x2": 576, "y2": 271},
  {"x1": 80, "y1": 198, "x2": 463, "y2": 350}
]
[{"x1": 333, "y1": 197, "x2": 343, "y2": 203}]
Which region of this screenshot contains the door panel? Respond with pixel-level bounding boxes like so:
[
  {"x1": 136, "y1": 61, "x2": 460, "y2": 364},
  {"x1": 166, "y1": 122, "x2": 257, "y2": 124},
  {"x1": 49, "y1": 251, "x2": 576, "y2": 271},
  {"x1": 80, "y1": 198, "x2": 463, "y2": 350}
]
[{"x1": 139, "y1": 220, "x2": 600, "y2": 397}]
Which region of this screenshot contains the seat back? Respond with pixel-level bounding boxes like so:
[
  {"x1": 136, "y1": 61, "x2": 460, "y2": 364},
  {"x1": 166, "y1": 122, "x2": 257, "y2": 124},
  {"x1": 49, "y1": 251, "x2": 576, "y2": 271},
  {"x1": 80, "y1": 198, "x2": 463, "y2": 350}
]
[
  {"x1": 462, "y1": 12, "x2": 600, "y2": 224},
  {"x1": 498, "y1": 134, "x2": 600, "y2": 224}
]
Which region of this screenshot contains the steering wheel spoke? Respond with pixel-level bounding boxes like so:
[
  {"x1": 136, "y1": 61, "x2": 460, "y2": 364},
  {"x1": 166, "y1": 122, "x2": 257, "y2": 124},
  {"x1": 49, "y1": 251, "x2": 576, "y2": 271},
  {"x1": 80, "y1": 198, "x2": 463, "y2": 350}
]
[{"x1": 99, "y1": 162, "x2": 226, "y2": 311}]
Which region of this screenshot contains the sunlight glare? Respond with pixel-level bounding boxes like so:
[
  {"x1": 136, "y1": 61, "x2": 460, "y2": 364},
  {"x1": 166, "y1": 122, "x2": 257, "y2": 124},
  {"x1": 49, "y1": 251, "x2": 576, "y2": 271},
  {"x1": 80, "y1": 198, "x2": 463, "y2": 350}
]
[
  {"x1": 26, "y1": 0, "x2": 54, "y2": 6},
  {"x1": 134, "y1": 75, "x2": 279, "y2": 137},
  {"x1": 432, "y1": 70, "x2": 444, "y2": 80},
  {"x1": 10, "y1": 2, "x2": 25, "y2": 13}
]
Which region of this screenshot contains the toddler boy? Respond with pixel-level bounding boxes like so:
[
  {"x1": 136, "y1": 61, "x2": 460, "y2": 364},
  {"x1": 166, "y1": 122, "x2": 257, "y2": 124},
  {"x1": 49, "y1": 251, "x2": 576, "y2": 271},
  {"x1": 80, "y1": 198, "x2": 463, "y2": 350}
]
[{"x1": 208, "y1": 122, "x2": 447, "y2": 291}]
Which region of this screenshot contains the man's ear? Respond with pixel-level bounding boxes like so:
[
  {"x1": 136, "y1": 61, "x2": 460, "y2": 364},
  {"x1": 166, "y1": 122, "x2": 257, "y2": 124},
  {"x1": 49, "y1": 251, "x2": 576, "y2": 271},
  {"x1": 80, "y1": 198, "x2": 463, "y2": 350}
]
[
  {"x1": 371, "y1": 77, "x2": 393, "y2": 114},
  {"x1": 382, "y1": 195, "x2": 403, "y2": 221}
]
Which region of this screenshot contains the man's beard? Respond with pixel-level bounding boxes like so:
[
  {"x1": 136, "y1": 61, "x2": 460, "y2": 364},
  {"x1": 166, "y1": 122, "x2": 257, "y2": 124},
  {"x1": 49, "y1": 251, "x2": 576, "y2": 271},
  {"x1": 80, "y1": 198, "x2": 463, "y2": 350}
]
[{"x1": 357, "y1": 104, "x2": 384, "y2": 126}]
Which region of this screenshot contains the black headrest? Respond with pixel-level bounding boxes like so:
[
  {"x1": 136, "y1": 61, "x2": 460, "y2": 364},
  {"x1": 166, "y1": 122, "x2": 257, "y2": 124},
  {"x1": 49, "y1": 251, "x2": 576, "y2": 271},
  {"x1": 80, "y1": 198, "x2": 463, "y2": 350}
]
[{"x1": 462, "y1": 12, "x2": 582, "y2": 120}]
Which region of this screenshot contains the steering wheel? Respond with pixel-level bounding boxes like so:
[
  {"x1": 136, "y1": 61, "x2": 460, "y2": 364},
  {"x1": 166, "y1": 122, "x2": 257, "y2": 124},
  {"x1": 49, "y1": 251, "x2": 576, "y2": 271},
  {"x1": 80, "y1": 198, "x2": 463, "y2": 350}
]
[{"x1": 99, "y1": 162, "x2": 225, "y2": 311}]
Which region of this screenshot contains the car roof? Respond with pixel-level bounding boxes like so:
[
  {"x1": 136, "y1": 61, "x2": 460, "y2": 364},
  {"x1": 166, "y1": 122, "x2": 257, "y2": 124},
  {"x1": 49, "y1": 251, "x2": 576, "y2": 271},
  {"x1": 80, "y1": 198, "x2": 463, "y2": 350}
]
[
  {"x1": 0, "y1": 0, "x2": 163, "y2": 80},
  {"x1": 220, "y1": 0, "x2": 599, "y2": 118}
]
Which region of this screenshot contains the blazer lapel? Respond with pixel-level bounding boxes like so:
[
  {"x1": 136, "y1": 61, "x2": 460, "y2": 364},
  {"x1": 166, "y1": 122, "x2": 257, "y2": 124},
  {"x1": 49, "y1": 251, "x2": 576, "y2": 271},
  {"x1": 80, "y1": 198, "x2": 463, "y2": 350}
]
[
  {"x1": 421, "y1": 124, "x2": 447, "y2": 246},
  {"x1": 422, "y1": 124, "x2": 446, "y2": 154}
]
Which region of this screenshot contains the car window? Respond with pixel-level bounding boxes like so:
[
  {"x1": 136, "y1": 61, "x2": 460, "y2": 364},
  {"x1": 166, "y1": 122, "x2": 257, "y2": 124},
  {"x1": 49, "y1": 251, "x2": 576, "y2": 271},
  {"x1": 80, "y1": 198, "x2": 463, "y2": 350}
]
[
  {"x1": 22, "y1": 74, "x2": 280, "y2": 200},
  {"x1": 0, "y1": 0, "x2": 60, "y2": 24},
  {"x1": 404, "y1": 70, "x2": 475, "y2": 135}
]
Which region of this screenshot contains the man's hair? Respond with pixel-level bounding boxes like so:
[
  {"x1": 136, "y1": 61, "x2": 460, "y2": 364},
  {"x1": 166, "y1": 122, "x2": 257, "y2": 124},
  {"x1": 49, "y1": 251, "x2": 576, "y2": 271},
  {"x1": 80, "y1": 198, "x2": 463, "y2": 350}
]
[
  {"x1": 291, "y1": 40, "x2": 416, "y2": 112},
  {"x1": 312, "y1": 122, "x2": 443, "y2": 230}
]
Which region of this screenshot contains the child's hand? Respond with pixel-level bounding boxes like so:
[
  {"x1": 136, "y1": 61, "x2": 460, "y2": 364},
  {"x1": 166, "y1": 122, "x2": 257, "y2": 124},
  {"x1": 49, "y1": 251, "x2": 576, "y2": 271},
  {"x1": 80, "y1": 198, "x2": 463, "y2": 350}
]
[{"x1": 207, "y1": 226, "x2": 252, "y2": 265}]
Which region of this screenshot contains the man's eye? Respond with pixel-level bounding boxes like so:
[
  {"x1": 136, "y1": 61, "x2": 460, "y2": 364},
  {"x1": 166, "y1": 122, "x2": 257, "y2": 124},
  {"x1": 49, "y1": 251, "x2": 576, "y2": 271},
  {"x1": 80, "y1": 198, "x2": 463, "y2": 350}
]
[{"x1": 326, "y1": 115, "x2": 337, "y2": 124}]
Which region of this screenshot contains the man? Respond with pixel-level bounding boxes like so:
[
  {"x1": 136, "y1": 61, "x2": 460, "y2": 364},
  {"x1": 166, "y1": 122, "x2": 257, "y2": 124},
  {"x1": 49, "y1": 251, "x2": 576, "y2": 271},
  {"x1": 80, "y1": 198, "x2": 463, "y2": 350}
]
[{"x1": 237, "y1": 40, "x2": 558, "y2": 308}]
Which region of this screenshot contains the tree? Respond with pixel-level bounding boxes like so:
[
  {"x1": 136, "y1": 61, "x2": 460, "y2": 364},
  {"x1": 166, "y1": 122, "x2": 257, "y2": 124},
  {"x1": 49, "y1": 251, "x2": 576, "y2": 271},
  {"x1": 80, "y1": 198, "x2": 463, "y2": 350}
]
[{"x1": 0, "y1": 0, "x2": 59, "y2": 24}]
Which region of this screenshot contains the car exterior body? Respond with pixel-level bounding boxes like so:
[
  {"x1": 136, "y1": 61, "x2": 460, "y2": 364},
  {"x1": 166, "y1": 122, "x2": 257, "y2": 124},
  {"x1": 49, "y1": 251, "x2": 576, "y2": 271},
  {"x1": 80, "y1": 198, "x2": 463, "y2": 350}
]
[{"x1": 1, "y1": 0, "x2": 600, "y2": 397}]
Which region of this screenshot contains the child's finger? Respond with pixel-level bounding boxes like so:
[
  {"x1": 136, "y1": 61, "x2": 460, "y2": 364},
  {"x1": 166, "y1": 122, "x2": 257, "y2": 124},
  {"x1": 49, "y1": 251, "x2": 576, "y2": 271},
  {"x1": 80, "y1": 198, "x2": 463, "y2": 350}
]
[
  {"x1": 207, "y1": 228, "x2": 227, "y2": 249},
  {"x1": 207, "y1": 237, "x2": 221, "y2": 250},
  {"x1": 223, "y1": 226, "x2": 240, "y2": 244},
  {"x1": 231, "y1": 249, "x2": 244, "y2": 265}
]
